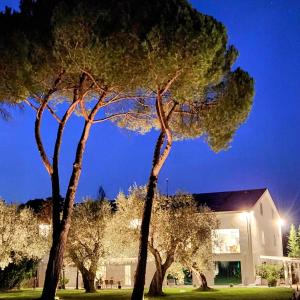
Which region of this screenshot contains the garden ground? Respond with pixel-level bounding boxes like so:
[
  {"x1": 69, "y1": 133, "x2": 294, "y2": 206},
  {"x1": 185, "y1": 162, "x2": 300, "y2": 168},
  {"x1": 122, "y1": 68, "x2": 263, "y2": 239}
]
[{"x1": 0, "y1": 287, "x2": 293, "y2": 300}]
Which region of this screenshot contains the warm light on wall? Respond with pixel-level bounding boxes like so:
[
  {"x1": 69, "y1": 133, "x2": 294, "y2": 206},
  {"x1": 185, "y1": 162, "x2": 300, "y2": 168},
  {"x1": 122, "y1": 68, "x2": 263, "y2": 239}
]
[{"x1": 240, "y1": 211, "x2": 254, "y2": 221}]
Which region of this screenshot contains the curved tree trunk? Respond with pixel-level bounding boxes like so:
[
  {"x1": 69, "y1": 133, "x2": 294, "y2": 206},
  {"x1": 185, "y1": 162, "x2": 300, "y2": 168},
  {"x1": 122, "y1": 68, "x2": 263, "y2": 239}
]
[
  {"x1": 41, "y1": 119, "x2": 95, "y2": 299},
  {"x1": 81, "y1": 268, "x2": 96, "y2": 293},
  {"x1": 40, "y1": 83, "x2": 105, "y2": 299},
  {"x1": 69, "y1": 250, "x2": 98, "y2": 293},
  {"x1": 191, "y1": 265, "x2": 210, "y2": 291},
  {"x1": 199, "y1": 273, "x2": 209, "y2": 290},
  {"x1": 41, "y1": 225, "x2": 68, "y2": 298},
  {"x1": 148, "y1": 267, "x2": 166, "y2": 297},
  {"x1": 131, "y1": 95, "x2": 177, "y2": 300},
  {"x1": 131, "y1": 135, "x2": 164, "y2": 300},
  {"x1": 147, "y1": 253, "x2": 174, "y2": 297}
]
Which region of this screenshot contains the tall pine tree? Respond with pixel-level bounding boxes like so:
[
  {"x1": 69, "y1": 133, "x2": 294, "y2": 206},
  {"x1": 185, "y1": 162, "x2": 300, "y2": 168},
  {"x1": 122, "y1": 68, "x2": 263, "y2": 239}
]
[{"x1": 287, "y1": 224, "x2": 300, "y2": 257}]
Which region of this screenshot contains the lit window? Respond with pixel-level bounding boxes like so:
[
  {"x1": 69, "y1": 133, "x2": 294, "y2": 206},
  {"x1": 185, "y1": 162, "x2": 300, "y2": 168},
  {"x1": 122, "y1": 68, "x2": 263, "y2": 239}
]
[
  {"x1": 212, "y1": 229, "x2": 240, "y2": 254},
  {"x1": 260, "y1": 203, "x2": 263, "y2": 216}
]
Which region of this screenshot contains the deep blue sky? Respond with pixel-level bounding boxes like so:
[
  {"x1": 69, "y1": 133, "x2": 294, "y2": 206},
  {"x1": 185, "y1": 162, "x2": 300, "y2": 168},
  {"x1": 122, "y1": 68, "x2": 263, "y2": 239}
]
[{"x1": 1, "y1": 1, "x2": 300, "y2": 223}]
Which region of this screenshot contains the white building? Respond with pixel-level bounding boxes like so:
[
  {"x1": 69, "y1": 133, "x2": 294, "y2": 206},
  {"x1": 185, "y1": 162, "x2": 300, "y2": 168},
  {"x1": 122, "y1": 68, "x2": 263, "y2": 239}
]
[{"x1": 193, "y1": 188, "x2": 284, "y2": 285}]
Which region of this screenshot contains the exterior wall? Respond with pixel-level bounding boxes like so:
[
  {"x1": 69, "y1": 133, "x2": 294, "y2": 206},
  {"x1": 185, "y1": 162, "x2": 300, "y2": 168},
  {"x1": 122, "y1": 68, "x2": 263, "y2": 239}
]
[
  {"x1": 37, "y1": 256, "x2": 48, "y2": 288},
  {"x1": 250, "y1": 190, "x2": 283, "y2": 267},
  {"x1": 37, "y1": 257, "x2": 156, "y2": 289},
  {"x1": 104, "y1": 260, "x2": 156, "y2": 288},
  {"x1": 37, "y1": 256, "x2": 83, "y2": 288},
  {"x1": 64, "y1": 265, "x2": 82, "y2": 288},
  {"x1": 206, "y1": 211, "x2": 256, "y2": 285},
  {"x1": 201, "y1": 189, "x2": 283, "y2": 286}
]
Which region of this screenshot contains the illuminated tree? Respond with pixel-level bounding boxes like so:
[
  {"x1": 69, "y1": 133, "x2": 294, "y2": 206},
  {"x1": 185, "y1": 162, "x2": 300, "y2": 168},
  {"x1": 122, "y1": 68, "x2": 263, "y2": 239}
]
[
  {"x1": 67, "y1": 198, "x2": 113, "y2": 293},
  {"x1": 287, "y1": 224, "x2": 300, "y2": 258},
  {"x1": 178, "y1": 239, "x2": 214, "y2": 290},
  {"x1": 112, "y1": 186, "x2": 217, "y2": 296},
  {"x1": 0, "y1": 199, "x2": 48, "y2": 270}
]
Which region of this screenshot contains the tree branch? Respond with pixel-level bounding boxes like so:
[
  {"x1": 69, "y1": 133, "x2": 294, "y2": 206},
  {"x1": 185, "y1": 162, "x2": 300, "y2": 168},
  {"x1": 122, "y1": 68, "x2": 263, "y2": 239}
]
[
  {"x1": 51, "y1": 74, "x2": 86, "y2": 234},
  {"x1": 34, "y1": 93, "x2": 54, "y2": 175},
  {"x1": 60, "y1": 90, "x2": 107, "y2": 231},
  {"x1": 160, "y1": 70, "x2": 182, "y2": 96},
  {"x1": 80, "y1": 69, "x2": 106, "y2": 93},
  {"x1": 33, "y1": 71, "x2": 65, "y2": 175},
  {"x1": 93, "y1": 111, "x2": 149, "y2": 124},
  {"x1": 24, "y1": 99, "x2": 38, "y2": 112}
]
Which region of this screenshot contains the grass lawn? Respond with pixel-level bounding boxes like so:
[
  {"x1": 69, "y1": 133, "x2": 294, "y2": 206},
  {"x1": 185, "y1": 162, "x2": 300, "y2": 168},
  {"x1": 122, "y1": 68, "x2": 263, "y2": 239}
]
[{"x1": 0, "y1": 287, "x2": 293, "y2": 300}]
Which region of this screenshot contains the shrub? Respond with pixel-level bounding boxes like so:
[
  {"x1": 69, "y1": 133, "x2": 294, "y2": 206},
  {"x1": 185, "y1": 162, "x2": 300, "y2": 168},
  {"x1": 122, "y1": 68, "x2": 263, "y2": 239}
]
[
  {"x1": 256, "y1": 264, "x2": 283, "y2": 287},
  {"x1": 0, "y1": 258, "x2": 38, "y2": 290}
]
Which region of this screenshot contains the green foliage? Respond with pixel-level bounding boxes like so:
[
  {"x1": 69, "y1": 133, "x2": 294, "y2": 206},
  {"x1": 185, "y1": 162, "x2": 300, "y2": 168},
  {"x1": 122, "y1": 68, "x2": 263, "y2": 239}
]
[
  {"x1": 256, "y1": 264, "x2": 283, "y2": 287},
  {"x1": 67, "y1": 198, "x2": 113, "y2": 274},
  {"x1": 0, "y1": 200, "x2": 49, "y2": 270},
  {"x1": 0, "y1": 258, "x2": 38, "y2": 290},
  {"x1": 0, "y1": 0, "x2": 254, "y2": 152},
  {"x1": 287, "y1": 224, "x2": 300, "y2": 258}
]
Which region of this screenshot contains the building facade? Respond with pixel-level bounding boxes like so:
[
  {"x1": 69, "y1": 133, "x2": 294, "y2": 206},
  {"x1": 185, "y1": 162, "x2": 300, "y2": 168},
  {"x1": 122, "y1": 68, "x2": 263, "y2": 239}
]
[{"x1": 193, "y1": 188, "x2": 283, "y2": 285}]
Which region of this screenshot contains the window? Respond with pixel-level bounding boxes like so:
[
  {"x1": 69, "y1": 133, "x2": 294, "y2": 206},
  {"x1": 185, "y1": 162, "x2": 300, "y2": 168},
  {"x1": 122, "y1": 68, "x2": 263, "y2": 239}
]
[
  {"x1": 260, "y1": 203, "x2": 263, "y2": 216},
  {"x1": 212, "y1": 229, "x2": 240, "y2": 254},
  {"x1": 125, "y1": 265, "x2": 131, "y2": 286},
  {"x1": 271, "y1": 208, "x2": 274, "y2": 219},
  {"x1": 214, "y1": 261, "x2": 242, "y2": 285},
  {"x1": 261, "y1": 231, "x2": 265, "y2": 245}
]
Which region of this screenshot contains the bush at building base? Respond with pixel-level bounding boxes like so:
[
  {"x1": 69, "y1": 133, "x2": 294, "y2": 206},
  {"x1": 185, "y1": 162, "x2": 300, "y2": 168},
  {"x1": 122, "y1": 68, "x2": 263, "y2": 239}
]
[{"x1": 256, "y1": 264, "x2": 284, "y2": 287}]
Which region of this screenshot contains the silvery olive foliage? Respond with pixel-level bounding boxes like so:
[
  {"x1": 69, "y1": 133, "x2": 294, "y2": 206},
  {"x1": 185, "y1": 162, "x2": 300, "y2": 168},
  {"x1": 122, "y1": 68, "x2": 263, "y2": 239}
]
[
  {"x1": 67, "y1": 199, "x2": 113, "y2": 274},
  {"x1": 0, "y1": 199, "x2": 49, "y2": 269},
  {"x1": 110, "y1": 186, "x2": 217, "y2": 278}
]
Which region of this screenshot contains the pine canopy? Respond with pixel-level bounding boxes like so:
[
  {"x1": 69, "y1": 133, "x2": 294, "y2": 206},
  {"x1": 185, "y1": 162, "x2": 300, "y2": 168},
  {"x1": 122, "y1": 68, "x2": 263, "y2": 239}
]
[{"x1": 0, "y1": 0, "x2": 254, "y2": 151}]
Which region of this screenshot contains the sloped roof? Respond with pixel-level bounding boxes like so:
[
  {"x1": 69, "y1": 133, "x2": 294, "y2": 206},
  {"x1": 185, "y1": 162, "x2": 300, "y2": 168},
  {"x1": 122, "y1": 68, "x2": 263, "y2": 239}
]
[{"x1": 193, "y1": 188, "x2": 267, "y2": 212}]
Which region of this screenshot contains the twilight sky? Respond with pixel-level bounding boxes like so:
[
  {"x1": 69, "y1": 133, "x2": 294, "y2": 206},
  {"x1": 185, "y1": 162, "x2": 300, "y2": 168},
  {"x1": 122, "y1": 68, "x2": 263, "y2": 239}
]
[{"x1": 0, "y1": 0, "x2": 300, "y2": 223}]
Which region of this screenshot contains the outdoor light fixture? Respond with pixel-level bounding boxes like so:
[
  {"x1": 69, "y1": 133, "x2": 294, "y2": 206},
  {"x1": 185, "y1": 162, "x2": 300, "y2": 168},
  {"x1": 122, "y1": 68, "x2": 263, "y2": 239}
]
[{"x1": 277, "y1": 218, "x2": 285, "y2": 226}]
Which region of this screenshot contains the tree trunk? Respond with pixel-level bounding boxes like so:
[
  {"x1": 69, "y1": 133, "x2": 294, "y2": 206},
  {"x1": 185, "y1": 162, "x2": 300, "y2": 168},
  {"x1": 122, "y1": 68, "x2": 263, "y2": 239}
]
[
  {"x1": 147, "y1": 253, "x2": 174, "y2": 297},
  {"x1": 81, "y1": 268, "x2": 96, "y2": 293},
  {"x1": 131, "y1": 134, "x2": 164, "y2": 300},
  {"x1": 148, "y1": 267, "x2": 166, "y2": 297},
  {"x1": 70, "y1": 251, "x2": 98, "y2": 294},
  {"x1": 41, "y1": 119, "x2": 94, "y2": 299},
  {"x1": 191, "y1": 266, "x2": 210, "y2": 291},
  {"x1": 41, "y1": 229, "x2": 68, "y2": 299},
  {"x1": 34, "y1": 77, "x2": 104, "y2": 299},
  {"x1": 131, "y1": 96, "x2": 177, "y2": 300},
  {"x1": 199, "y1": 273, "x2": 209, "y2": 290}
]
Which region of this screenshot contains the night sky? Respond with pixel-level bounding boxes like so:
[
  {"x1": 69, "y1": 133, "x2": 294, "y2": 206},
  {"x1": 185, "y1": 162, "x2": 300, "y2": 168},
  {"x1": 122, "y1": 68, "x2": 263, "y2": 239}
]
[{"x1": 0, "y1": 1, "x2": 300, "y2": 224}]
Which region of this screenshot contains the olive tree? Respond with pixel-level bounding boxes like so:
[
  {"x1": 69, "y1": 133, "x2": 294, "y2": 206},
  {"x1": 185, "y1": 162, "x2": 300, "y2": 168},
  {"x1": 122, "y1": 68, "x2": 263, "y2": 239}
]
[
  {"x1": 67, "y1": 198, "x2": 113, "y2": 293},
  {"x1": 111, "y1": 187, "x2": 217, "y2": 296},
  {"x1": 0, "y1": 199, "x2": 48, "y2": 270}
]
